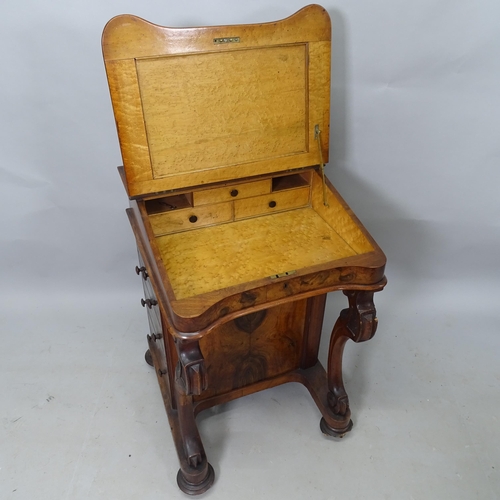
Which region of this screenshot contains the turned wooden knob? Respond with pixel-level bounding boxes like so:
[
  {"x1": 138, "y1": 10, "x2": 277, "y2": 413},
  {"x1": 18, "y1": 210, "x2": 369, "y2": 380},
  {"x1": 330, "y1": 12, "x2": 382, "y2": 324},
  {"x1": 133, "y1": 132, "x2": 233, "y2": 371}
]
[
  {"x1": 141, "y1": 298, "x2": 157, "y2": 308},
  {"x1": 230, "y1": 189, "x2": 239, "y2": 197},
  {"x1": 268, "y1": 200, "x2": 277, "y2": 208},
  {"x1": 189, "y1": 215, "x2": 198, "y2": 223},
  {"x1": 135, "y1": 265, "x2": 148, "y2": 280},
  {"x1": 148, "y1": 333, "x2": 163, "y2": 342}
]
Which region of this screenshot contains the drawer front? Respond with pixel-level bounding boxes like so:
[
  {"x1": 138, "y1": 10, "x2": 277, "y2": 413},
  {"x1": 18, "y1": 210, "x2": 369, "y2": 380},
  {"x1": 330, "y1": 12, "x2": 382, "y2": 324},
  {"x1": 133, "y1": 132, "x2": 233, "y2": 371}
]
[
  {"x1": 234, "y1": 186, "x2": 310, "y2": 220},
  {"x1": 137, "y1": 252, "x2": 162, "y2": 335},
  {"x1": 193, "y1": 179, "x2": 271, "y2": 206},
  {"x1": 142, "y1": 276, "x2": 162, "y2": 331},
  {"x1": 149, "y1": 201, "x2": 233, "y2": 235},
  {"x1": 148, "y1": 307, "x2": 162, "y2": 335}
]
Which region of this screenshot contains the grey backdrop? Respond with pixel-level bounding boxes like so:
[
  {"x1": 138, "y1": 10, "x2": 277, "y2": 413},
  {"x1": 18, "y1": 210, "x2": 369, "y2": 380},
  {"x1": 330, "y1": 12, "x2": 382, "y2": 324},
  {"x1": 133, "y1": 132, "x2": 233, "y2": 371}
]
[
  {"x1": 1, "y1": 0, "x2": 499, "y2": 298},
  {"x1": 1, "y1": 1, "x2": 499, "y2": 499}
]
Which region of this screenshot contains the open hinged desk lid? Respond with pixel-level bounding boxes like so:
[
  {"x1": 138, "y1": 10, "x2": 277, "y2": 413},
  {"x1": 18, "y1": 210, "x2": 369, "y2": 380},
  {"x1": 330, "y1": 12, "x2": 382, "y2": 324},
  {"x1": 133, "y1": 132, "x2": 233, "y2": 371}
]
[{"x1": 102, "y1": 5, "x2": 331, "y2": 198}]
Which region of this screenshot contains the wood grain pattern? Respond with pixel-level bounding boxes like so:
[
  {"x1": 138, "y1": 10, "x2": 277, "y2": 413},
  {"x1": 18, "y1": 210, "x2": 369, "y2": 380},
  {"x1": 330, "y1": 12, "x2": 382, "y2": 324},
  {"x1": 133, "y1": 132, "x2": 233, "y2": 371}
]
[
  {"x1": 233, "y1": 186, "x2": 310, "y2": 220},
  {"x1": 308, "y1": 41, "x2": 331, "y2": 162},
  {"x1": 311, "y1": 170, "x2": 374, "y2": 254},
  {"x1": 102, "y1": 5, "x2": 331, "y2": 60},
  {"x1": 102, "y1": 5, "x2": 331, "y2": 197},
  {"x1": 129, "y1": 199, "x2": 385, "y2": 335},
  {"x1": 196, "y1": 300, "x2": 307, "y2": 400},
  {"x1": 149, "y1": 201, "x2": 232, "y2": 236},
  {"x1": 193, "y1": 179, "x2": 271, "y2": 206},
  {"x1": 301, "y1": 294, "x2": 327, "y2": 369},
  {"x1": 136, "y1": 45, "x2": 307, "y2": 179},
  {"x1": 320, "y1": 290, "x2": 379, "y2": 437},
  {"x1": 105, "y1": 60, "x2": 152, "y2": 187},
  {"x1": 156, "y1": 207, "x2": 358, "y2": 300}
]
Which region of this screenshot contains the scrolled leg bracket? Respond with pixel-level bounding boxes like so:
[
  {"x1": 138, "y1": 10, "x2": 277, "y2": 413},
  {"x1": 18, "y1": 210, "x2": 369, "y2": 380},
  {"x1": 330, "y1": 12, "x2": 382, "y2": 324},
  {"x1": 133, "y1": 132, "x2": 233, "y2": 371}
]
[
  {"x1": 173, "y1": 339, "x2": 214, "y2": 494},
  {"x1": 322, "y1": 290, "x2": 379, "y2": 437},
  {"x1": 175, "y1": 340, "x2": 208, "y2": 397}
]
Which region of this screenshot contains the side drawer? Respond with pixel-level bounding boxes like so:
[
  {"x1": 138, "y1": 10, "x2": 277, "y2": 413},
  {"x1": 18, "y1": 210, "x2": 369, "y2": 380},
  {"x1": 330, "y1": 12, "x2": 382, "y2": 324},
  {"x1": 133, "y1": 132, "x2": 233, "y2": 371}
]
[
  {"x1": 149, "y1": 201, "x2": 233, "y2": 235},
  {"x1": 193, "y1": 179, "x2": 271, "y2": 206},
  {"x1": 136, "y1": 252, "x2": 162, "y2": 335},
  {"x1": 142, "y1": 276, "x2": 162, "y2": 333},
  {"x1": 234, "y1": 186, "x2": 310, "y2": 220}
]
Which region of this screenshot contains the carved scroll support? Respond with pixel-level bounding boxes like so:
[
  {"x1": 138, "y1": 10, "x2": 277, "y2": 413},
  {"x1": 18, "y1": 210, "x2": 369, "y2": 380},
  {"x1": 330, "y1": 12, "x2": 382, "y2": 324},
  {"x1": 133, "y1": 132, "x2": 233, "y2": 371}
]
[
  {"x1": 321, "y1": 290, "x2": 378, "y2": 438},
  {"x1": 175, "y1": 340, "x2": 208, "y2": 397},
  {"x1": 174, "y1": 339, "x2": 214, "y2": 494}
]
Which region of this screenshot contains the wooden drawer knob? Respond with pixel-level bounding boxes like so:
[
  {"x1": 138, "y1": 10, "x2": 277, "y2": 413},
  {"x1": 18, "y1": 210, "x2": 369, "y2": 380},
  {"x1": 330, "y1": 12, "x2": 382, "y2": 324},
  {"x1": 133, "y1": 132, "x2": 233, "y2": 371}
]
[
  {"x1": 135, "y1": 265, "x2": 148, "y2": 280},
  {"x1": 230, "y1": 189, "x2": 239, "y2": 197},
  {"x1": 268, "y1": 200, "x2": 277, "y2": 208},
  {"x1": 141, "y1": 298, "x2": 158, "y2": 308},
  {"x1": 147, "y1": 333, "x2": 163, "y2": 342},
  {"x1": 189, "y1": 215, "x2": 198, "y2": 223}
]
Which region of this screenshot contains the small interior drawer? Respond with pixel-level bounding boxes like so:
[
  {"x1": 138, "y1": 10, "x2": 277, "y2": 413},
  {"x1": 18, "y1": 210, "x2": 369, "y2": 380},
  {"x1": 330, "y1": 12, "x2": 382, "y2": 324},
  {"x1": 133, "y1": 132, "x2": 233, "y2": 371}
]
[
  {"x1": 234, "y1": 185, "x2": 310, "y2": 220},
  {"x1": 193, "y1": 179, "x2": 271, "y2": 206},
  {"x1": 149, "y1": 201, "x2": 233, "y2": 235}
]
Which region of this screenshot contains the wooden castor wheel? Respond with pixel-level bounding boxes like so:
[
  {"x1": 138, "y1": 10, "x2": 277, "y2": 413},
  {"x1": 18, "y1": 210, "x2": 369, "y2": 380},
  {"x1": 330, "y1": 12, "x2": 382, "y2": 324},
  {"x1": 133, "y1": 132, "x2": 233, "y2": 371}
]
[
  {"x1": 320, "y1": 417, "x2": 353, "y2": 438},
  {"x1": 176, "y1": 463, "x2": 215, "y2": 496}
]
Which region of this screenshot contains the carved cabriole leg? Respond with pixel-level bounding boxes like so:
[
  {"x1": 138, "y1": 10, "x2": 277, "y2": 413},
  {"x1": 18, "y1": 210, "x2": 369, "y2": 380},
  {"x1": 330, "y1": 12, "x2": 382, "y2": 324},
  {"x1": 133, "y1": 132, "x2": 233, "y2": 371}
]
[
  {"x1": 321, "y1": 290, "x2": 378, "y2": 438},
  {"x1": 174, "y1": 339, "x2": 215, "y2": 495}
]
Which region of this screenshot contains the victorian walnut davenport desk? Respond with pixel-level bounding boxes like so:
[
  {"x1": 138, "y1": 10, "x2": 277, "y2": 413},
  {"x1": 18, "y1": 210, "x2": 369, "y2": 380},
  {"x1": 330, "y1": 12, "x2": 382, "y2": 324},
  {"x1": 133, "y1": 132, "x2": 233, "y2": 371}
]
[{"x1": 102, "y1": 5, "x2": 386, "y2": 495}]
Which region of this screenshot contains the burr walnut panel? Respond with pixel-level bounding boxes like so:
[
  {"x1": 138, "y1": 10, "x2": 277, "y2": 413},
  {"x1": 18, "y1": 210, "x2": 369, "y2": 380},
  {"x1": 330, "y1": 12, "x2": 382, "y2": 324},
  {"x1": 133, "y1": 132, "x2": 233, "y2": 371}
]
[{"x1": 196, "y1": 300, "x2": 308, "y2": 400}]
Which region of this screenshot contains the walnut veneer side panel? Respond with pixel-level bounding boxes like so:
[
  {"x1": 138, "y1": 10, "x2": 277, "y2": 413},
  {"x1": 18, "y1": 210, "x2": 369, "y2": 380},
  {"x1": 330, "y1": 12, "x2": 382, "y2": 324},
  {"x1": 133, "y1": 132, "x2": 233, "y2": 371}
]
[{"x1": 195, "y1": 300, "x2": 308, "y2": 400}]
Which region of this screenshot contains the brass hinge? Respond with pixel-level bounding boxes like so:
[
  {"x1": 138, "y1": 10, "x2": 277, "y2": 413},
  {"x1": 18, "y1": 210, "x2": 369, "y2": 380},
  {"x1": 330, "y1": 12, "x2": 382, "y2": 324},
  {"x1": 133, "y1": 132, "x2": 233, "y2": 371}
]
[{"x1": 315, "y1": 124, "x2": 329, "y2": 207}]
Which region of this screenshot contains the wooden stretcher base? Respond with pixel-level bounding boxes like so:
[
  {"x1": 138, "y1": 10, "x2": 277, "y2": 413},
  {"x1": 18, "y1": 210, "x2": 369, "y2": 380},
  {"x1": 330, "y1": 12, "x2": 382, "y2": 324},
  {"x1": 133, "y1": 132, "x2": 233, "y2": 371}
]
[{"x1": 140, "y1": 278, "x2": 385, "y2": 495}]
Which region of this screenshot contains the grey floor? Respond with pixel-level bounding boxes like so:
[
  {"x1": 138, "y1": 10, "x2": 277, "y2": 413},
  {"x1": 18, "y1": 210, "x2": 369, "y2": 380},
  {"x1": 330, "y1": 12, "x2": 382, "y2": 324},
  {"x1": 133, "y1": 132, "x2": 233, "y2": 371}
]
[{"x1": 2, "y1": 271, "x2": 498, "y2": 500}]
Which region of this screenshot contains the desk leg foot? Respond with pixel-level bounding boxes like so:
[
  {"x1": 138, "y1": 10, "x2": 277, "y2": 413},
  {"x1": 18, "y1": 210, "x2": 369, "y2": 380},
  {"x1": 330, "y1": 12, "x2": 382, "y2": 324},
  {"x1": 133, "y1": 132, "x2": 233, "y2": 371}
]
[
  {"x1": 320, "y1": 417, "x2": 353, "y2": 438},
  {"x1": 326, "y1": 291, "x2": 378, "y2": 431},
  {"x1": 174, "y1": 339, "x2": 214, "y2": 494},
  {"x1": 177, "y1": 463, "x2": 215, "y2": 496}
]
